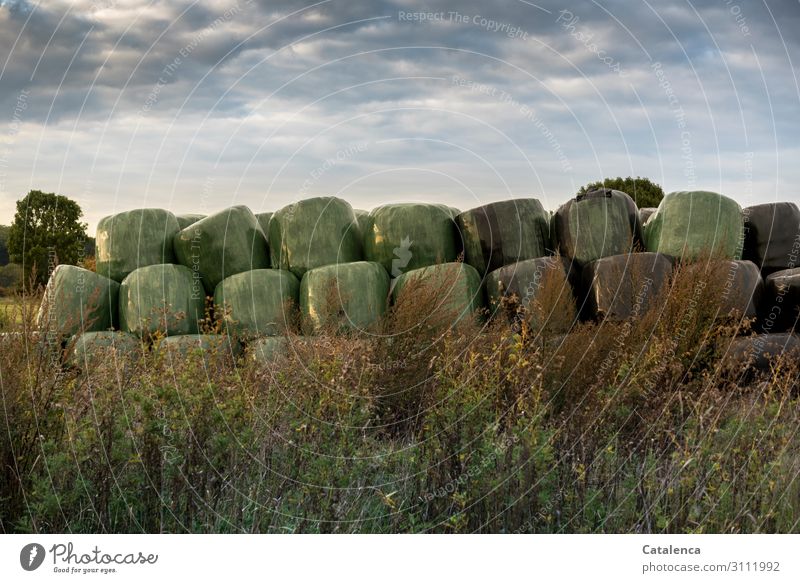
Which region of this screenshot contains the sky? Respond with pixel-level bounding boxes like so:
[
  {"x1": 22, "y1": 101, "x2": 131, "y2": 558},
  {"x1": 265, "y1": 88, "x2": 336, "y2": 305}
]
[{"x1": 0, "y1": 0, "x2": 798, "y2": 233}]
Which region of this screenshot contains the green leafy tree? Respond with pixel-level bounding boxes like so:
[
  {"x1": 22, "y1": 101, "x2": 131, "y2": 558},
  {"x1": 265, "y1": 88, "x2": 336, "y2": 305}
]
[
  {"x1": 578, "y1": 176, "x2": 665, "y2": 208},
  {"x1": 0, "y1": 225, "x2": 9, "y2": 266},
  {"x1": 8, "y1": 190, "x2": 88, "y2": 285}
]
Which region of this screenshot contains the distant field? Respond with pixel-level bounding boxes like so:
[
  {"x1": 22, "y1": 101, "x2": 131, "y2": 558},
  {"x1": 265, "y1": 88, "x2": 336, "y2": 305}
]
[{"x1": 0, "y1": 295, "x2": 39, "y2": 329}]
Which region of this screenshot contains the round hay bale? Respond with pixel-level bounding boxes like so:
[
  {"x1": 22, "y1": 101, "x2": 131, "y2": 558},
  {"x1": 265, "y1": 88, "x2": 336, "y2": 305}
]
[
  {"x1": 173, "y1": 205, "x2": 269, "y2": 293},
  {"x1": 581, "y1": 252, "x2": 672, "y2": 320},
  {"x1": 639, "y1": 207, "x2": 657, "y2": 225},
  {"x1": 643, "y1": 191, "x2": 743, "y2": 260},
  {"x1": 485, "y1": 256, "x2": 576, "y2": 331},
  {"x1": 707, "y1": 259, "x2": 763, "y2": 319},
  {"x1": 743, "y1": 202, "x2": 800, "y2": 275},
  {"x1": 761, "y1": 267, "x2": 800, "y2": 332},
  {"x1": 300, "y1": 261, "x2": 389, "y2": 333},
  {"x1": 37, "y1": 265, "x2": 119, "y2": 338},
  {"x1": 249, "y1": 336, "x2": 290, "y2": 364},
  {"x1": 155, "y1": 334, "x2": 241, "y2": 359},
  {"x1": 364, "y1": 203, "x2": 459, "y2": 276},
  {"x1": 268, "y1": 197, "x2": 361, "y2": 278},
  {"x1": 353, "y1": 209, "x2": 372, "y2": 242},
  {"x1": 213, "y1": 269, "x2": 300, "y2": 338},
  {"x1": 391, "y1": 262, "x2": 483, "y2": 324},
  {"x1": 176, "y1": 214, "x2": 206, "y2": 229},
  {"x1": 457, "y1": 198, "x2": 550, "y2": 276},
  {"x1": 554, "y1": 189, "x2": 641, "y2": 266},
  {"x1": 723, "y1": 333, "x2": 800, "y2": 381},
  {"x1": 68, "y1": 331, "x2": 141, "y2": 369},
  {"x1": 254, "y1": 212, "x2": 272, "y2": 236},
  {"x1": 96, "y1": 208, "x2": 180, "y2": 282},
  {"x1": 119, "y1": 264, "x2": 205, "y2": 338}
]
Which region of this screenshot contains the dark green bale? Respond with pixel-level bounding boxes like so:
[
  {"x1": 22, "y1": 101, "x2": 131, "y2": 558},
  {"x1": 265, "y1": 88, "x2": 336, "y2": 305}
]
[
  {"x1": 249, "y1": 336, "x2": 290, "y2": 364},
  {"x1": 364, "y1": 203, "x2": 459, "y2": 276},
  {"x1": 743, "y1": 202, "x2": 800, "y2": 275},
  {"x1": 581, "y1": 252, "x2": 672, "y2": 320},
  {"x1": 173, "y1": 205, "x2": 270, "y2": 293},
  {"x1": 96, "y1": 208, "x2": 181, "y2": 282},
  {"x1": 68, "y1": 331, "x2": 141, "y2": 369},
  {"x1": 300, "y1": 261, "x2": 389, "y2": 333},
  {"x1": 213, "y1": 269, "x2": 300, "y2": 338},
  {"x1": 155, "y1": 334, "x2": 241, "y2": 359},
  {"x1": 119, "y1": 264, "x2": 205, "y2": 338},
  {"x1": 176, "y1": 214, "x2": 206, "y2": 229},
  {"x1": 255, "y1": 212, "x2": 272, "y2": 237},
  {"x1": 268, "y1": 197, "x2": 361, "y2": 278},
  {"x1": 37, "y1": 265, "x2": 119, "y2": 338},
  {"x1": 643, "y1": 191, "x2": 743, "y2": 260},
  {"x1": 391, "y1": 262, "x2": 483, "y2": 323},
  {"x1": 353, "y1": 209, "x2": 372, "y2": 242},
  {"x1": 554, "y1": 189, "x2": 641, "y2": 266},
  {"x1": 457, "y1": 198, "x2": 550, "y2": 276}
]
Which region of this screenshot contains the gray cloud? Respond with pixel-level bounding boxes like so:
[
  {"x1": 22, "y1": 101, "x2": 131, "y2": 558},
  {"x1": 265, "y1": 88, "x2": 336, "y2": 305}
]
[{"x1": 1, "y1": 0, "x2": 798, "y2": 231}]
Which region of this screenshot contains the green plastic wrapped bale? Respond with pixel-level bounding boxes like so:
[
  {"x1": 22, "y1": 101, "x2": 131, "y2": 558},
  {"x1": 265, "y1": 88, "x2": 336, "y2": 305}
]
[
  {"x1": 96, "y1": 208, "x2": 181, "y2": 282},
  {"x1": 268, "y1": 197, "x2": 361, "y2": 278},
  {"x1": 364, "y1": 203, "x2": 460, "y2": 276},
  {"x1": 68, "y1": 331, "x2": 141, "y2": 369},
  {"x1": 457, "y1": 198, "x2": 551, "y2": 276},
  {"x1": 37, "y1": 265, "x2": 119, "y2": 337},
  {"x1": 119, "y1": 264, "x2": 205, "y2": 337},
  {"x1": 391, "y1": 262, "x2": 483, "y2": 323},
  {"x1": 213, "y1": 269, "x2": 300, "y2": 338},
  {"x1": 353, "y1": 209, "x2": 372, "y2": 241},
  {"x1": 176, "y1": 214, "x2": 206, "y2": 229},
  {"x1": 554, "y1": 189, "x2": 641, "y2": 266},
  {"x1": 173, "y1": 205, "x2": 270, "y2": 293},
  {"x1": 300, "y1": 261, "x2": 389, "y2": 333},
  {"x1": 485, "y1": 257, "x2": 576, "y2": 331},
  {"x1": 643, "y1": 191, "x2": 743, "y2": 260},
  {"x1": 582, "y1": 252, "x2": 672, "y2": 320},
  {"x1": 255, "y1": 212, "x2": 272, "y2": 236},
  {"x1": 155, "y1": 334, "x2": 241, "y2": 359},
  {"x1": 249, "y1": 336, "x2": 290, "y2": 364}
]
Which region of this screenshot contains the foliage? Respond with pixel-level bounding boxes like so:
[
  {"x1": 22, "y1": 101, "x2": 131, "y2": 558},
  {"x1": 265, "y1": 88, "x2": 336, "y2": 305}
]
[
  {"x1": 2, "y1": 263, "x2": 800, "y2": 534},
  {"x1": 578, "y1": 176, "x2": 665, "y2": 208},
  {"x1": 0, "y1": 225, "x2": 9, "y2": 266},
  {"x1": 7, "y1": 190, "x2": 88, "y2": 286}
]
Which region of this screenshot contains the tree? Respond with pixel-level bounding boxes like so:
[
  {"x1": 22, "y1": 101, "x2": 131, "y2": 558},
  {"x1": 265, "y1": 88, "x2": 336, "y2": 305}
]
[
  {"x1": 0, "y1": 225, "x2": 9, "y2": 266},
  {"x1": 7, "y1": 190, "x2": 88, "y2": 285},
  {"x1": 577, "y1": 176, "x2": 665, "y2": 208}
]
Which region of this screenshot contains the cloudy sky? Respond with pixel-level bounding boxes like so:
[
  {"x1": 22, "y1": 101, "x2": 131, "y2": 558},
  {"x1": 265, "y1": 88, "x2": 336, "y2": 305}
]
[{"x1": 0, "y1": 0, "x2": 798, "y2": 232}]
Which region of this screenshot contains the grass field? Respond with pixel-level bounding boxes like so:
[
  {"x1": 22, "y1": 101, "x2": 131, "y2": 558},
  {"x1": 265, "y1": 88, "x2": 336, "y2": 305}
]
[{"x1": 1, "y1": 262, "x2": 799, "y2": 534}]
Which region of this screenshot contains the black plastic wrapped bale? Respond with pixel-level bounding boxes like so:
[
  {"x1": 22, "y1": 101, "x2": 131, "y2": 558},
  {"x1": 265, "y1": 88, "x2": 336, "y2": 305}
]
[
  {"x1": 554, "y1": 189, "x2": 641, "y2": 266},
  {"x1": 173, "y1": 205, "x2": 270, "y2": 293},
  {"x1": 37, "y1": 265, "x2": 119, "y2": 338},
  {"x1": 743, "y1": 202, "x2": 800, "y2": 275},
  {"x1": 717, "y1": 260, "x2": 763, "y2": 319},
  {"x1": 255, "y1": 212, "x2": 272, "y2": 237},
  {"x1": 176, "y1": 214, "x2": 206, "y2": 229},
  {"x1": 639, "y1": 207, "x2": 657, "y2": 225},
  {"x1": 456, "y1": 198, "x2": 551, "y2": 276},
  {"x1": 300, "y1": 261, "x2": 390, "y2": 333},
  {"x1": 643, "y1": 191, "x2": 743, "y2": 260},
  {"x1": 724, "y1": 333, "x2": 800, "y2": 380},
  {"x1": 96, "y1": 208, "x2": 180, "y2": 282},
  {"x1": 761, "y1": 268, "x2": 800, "y2": 332},
  {"x1": 485, "y1": 257, "x2": 576, "y2": 332},
  {"x1": 119, "y1": 264, "x2": 205, "y2": 338},
  {"x1": 213, "y1": 269, "x2": 300, "y2": 338},
  {"x1": 391, "y1": 262, "x2": 483, "y2": 325},
  {"x1": 268, "y1": 197, "x2": 361, "y2": 278},
  {"x1": 364, "y1": 203, "x2": 460, "y2": 276},
  {"x1": 582, "y1": 252, "x2": 672, "y2": 320},
  {"x1": 68, "y1": 331, "x2": 141, "y2": 370}
]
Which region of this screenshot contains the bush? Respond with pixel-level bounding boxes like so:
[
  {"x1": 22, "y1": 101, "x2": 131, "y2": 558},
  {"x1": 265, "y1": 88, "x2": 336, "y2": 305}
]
[{"x1": 578, "y1": 176, "x2": 665, "y2": 208}]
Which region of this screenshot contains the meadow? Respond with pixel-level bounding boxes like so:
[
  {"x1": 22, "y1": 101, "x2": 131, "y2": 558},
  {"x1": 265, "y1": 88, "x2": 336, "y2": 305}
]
[{"x1": 1, "y1": 261, "x2": 799, "y2": 534}]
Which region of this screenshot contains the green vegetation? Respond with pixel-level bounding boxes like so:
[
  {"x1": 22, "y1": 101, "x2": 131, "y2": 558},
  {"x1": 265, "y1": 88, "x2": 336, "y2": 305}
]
[
  {"x1": 578, "y1": 176, "x2": 665, "y2": 208},
  {"x1": 2, "y1": 259, "x2": 799, "y2": 534},
  {"x1": 7, "y1": 190, "x2": 89, "y2": 286}
]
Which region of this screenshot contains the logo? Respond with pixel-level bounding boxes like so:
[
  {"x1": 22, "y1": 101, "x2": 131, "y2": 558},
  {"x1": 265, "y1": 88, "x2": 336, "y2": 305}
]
[
  {"x1": 20, "y1": 543, "x2": 46, "y2": 571},
  {"x1": 391, "y1": 236, "x2": 413, "y2": 277}
]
